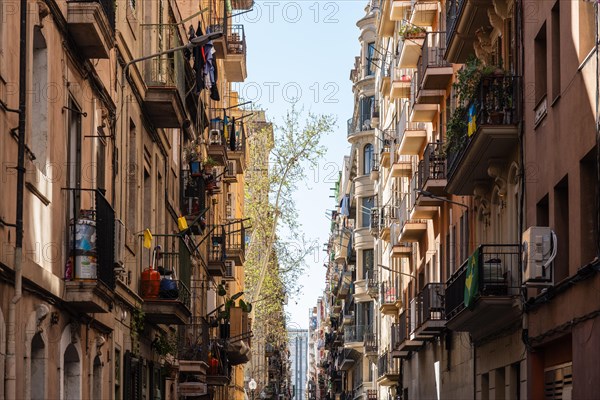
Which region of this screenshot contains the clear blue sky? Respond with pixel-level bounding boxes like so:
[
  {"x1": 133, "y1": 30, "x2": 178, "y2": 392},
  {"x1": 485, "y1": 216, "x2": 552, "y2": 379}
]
[{"x1": 234, "y1": 1, "x2": 366, "y2": 328}]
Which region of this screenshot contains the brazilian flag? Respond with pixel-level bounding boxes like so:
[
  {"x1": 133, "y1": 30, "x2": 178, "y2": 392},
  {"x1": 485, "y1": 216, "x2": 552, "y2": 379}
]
[{"x1": 463, "y1": 249, "x2": 479, "y2": 308}]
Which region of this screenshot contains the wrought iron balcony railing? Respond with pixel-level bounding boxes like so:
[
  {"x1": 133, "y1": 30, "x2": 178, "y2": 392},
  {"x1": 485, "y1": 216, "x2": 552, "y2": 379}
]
[{"x1": 445, "y1": 244, "x2": 521, "y2": 320}]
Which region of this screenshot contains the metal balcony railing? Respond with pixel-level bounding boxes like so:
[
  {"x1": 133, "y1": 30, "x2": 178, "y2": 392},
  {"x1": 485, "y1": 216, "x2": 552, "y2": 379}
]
[
  {"x1": 445, "y1": 244, "x2": 521, "y2": 319},
  {"x1": 227, "y1": 24, "x2": 246, "y2": 55},
  {"x1": 179, "y1": 316, "x2": 210, "y2": 363},
  {"x1": 416, "y1": 141, "x2": 446, "y2": 189},
  {"x1": 446, "y1": 0, "x2": 465, "y2": 49},
  {"x1": 446, "y1": 75, "x2": 521, "y2": 180},
  {"x1": 417, "y1": 31, "x2": 450, "y2": 90},
  {"x1": 380, "y1": 280, "x2": 399, "y2": 306},
  {"x1": 392, "y1": 311, "x2": 409, "y2": 349},
  {"x1": 137, "y1": 233, "x2": 191, "y2": 306},
  {"x1": 344, "y1": 324, "x2": 372, "y2": 343},
  {"x1": 377, "y1": 350, "x2": 400, "y2": 378},
  {"x1": 364, "y1": 332, "x2": 378, "y2": 353},
  {"x1": 413, "y1": 283, "x2": 445, "y2": 328}
]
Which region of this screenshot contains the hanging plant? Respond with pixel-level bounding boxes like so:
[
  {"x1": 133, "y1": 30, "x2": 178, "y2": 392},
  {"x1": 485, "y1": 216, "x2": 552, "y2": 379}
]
[
  {"x1": 153, "y1": 330, "x2": 177, "y2": 358},
  {"x1": 130, "y1": 308, "x2": 145, "y2": 355}
]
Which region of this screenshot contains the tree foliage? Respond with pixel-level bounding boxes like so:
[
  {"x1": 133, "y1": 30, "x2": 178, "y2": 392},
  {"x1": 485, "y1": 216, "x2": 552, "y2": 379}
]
[{"x1": 244, "y1": 106, "x2": 335, "y2": 346}]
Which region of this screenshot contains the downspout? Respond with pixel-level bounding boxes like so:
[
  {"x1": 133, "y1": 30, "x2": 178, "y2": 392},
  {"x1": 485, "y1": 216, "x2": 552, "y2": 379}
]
[{"x1": 5, "y1": 0, "x2": 27, "y2": 398}]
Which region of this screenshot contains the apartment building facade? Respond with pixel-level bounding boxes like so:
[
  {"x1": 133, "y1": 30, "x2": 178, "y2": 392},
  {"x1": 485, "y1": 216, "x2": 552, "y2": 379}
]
[
  {"x1": 312, "y1": 0, "x2": 600, "y2": 399},
  {"x1": 0, "y1": 0, "x2": 255, "y2": 399}
]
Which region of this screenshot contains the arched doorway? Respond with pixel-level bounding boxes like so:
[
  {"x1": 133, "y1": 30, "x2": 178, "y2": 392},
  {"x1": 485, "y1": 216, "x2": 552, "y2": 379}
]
[
  {"x1": 31, "y1": 333, "x2": 46, "y2": 400},
  {"x1": 92, "y1": 355, "x2": 103, "y2": 400},
  {"x1": 64, "y1": 344, "x2": 81, "y2": 399}
]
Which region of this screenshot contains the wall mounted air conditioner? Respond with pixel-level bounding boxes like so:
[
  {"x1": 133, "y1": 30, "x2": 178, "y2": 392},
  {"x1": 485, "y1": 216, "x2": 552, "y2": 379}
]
[{"x1": 522, "y1": 226, "x2": 557, "y2": 286}]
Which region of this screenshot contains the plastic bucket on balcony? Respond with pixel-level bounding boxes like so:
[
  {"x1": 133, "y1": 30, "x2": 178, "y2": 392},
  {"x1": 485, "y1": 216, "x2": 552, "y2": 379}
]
[{"x1": 71, "y1": 253, "x2": 97, "y2": 280}]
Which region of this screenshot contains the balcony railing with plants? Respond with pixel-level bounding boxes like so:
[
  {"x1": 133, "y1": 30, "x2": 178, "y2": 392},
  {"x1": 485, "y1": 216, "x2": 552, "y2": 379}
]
[
  {"x1": 445, "y1": 244, "x2": 521, "y2": 320},
  {"x1": 445, "y1": 63, "x2": 521, "y2": 179}
]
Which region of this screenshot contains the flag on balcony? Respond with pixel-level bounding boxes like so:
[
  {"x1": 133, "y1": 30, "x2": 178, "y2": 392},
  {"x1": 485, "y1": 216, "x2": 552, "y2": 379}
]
[
  {"x1": 143, "y1": 229, "x2": 153, "y2": 249},
  {"x1": 464, "y1": 249, "x2": 479, "y2": 308},
  {"x1": 467, "y1": 103, "x2": 477, "y2": 137}
]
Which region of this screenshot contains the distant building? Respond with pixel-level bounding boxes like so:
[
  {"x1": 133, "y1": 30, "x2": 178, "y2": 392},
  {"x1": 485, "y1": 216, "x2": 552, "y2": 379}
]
[{"x1": 289, "y1": 328, "x2": 309, "y2": 399}]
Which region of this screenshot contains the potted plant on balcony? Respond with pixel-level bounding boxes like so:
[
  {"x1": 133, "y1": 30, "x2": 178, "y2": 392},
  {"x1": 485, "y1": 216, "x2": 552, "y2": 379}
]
[{"x1": 399, "y1": 24, "x2": 426, "y2": 41}]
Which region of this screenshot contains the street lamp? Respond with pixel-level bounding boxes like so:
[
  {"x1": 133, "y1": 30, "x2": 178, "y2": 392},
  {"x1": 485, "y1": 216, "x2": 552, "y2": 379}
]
[{"x1": 249, "y1": 378, "x2": 257, "y2": 400}]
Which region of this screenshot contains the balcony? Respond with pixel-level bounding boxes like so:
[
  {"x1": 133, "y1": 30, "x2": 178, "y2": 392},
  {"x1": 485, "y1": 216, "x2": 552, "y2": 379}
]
[
  {"x1": 380, "y1": 61, "x2": 392, "y2": 96},
  {"x1": 223, "y1": 25, "x2": 247, "y2": 82},
  {"x1": 344, "y1": 325, "x2": 371, "y2": 349},
  {"x1": 206, "y1": 225, "x2": 227, "y2": 276},
  {"x1": 139, "y1": 235, "x2": 192, "y2": 325},
  {"x1": 206, "y1": 340, "x2": 231, "y2": 386},
  {"x1": 416, "y1": 32, "x2": 453, "y2": 104},
  {"x1": 398, "y1": 28, "x2": 425, "y2": 69},
  {"x1": 390, "y1": 67, "x2": 412, "y2": 99},
  {"x1": 337, "y1": 271, "x2": 353, "y2": 300},
  {"x1": 223, "y1": 219, "x2": 248, "y2": 265},
  {"x1": 379, "y1": 205, "x2": 398, "y2": 242},
  {"x1": 367, "y1": 270, "x2": 379, "y2": 300},
  {"x1": 67, "y1": 0, "x2": 114, "y2": 59},
  {"x1": 391, "y1": 311, "x2": 423, "y2": 357},
  {"x1": 391, "y1": 242, "x2": 412, "y2": 258},
  {"x1": 377, "y1": 351, "x2": 401, "y2": 385},
  {"x1": 380, "y1": 140, "x2": 392, "y2": 168},
  {"x1": 445, "y1": 245, "x2": 521, "y2": 341},
  {"x1": 347, "y1": 117, "x2": 374, "y2": 142},
  {"x1": 410, "y1": 0, "x2": 439, "y2": 27},
  {"x1": 142, "y1": 25, "x2": 186, "y2": 128},
  {"x1": 411, "y1": 283, "x2": 446, "y2": 340},
  {"x1": 390, "y1": 0, "x2": 412, "y2": 21},
  {"x1": 63, "y1": 189, "x2": 115, "y2": 313},
  {"x1": 380, "y1": 280, "x2": 400, "y2": 315},
  {"x1": 337, "y1": 348, "x2": 360, "y2": 371},
  {"x1": 391, "y1": 155, "x2": 413, "y2": 178},
  {"x1": 207, "y1": 121, "x2": 229, "y2": 165},
  {"x1": 398, "y1": 195, "x2": 427, "y2": 242},
  {"x1": 181, "y1": 170, "x2": 207, "y2": 226},
  {"x1": 446, "y1": 75, "x2": 521, "y2": 195},
  {"x1": 416, "y1": 142, "x2": 447, "y2": 198},
  {"x1": 364, "y1": 332, "x2": 378, "y2": 356},
  {"x1": 227, "y1": 119, "x2": 247, "y2": 173},
  {"x1": 446, "y1": 0, "x2": 499, "y2": 63},
  {"x1": 231, "y1": 0, "x2": 254, "y2": 11},
  {"x1": 399, "y1": 122, "x2": 428, "y2": 156}
]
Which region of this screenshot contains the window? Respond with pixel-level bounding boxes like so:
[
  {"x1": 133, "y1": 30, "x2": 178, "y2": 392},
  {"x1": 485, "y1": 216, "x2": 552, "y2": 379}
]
[
  {"x1": 127, "y1": 120, "x2": 137, "y2": 233},
  {"x1": 551, "y1": 2, "x2": 560, "y2": 101},
  {"x1": 359, "y1": 96, "x2": 374, "y2": 130},
  {"x1": 363, "y1": 144, "x2": 374, "y2": 175},
  {"x1": 362, "y1": 249, "x2": 374, "y2": 279},
  {"x1": 361, "y1": 197, "x2": 374, "y2": 228},
  {"x1": 534, "y1": 23, "x2": 547, "y2": 104},
  {"x1": 366, "y1": 42, "x2": 375, "y2": 76},
  {"x1": 114, "y1": 348, "x2": 121, "y2": 400},
  {"x1": 580, "y1": 148, "x2": 598, "y2": 265},
  {"x1": 31, "y1": 26, "x2": 48, "y2": 173},
  {"x1": 578, "y1": 1, "x2": 596, "y2": 63},
  {"x1": 67, "y1": 98, "x2": 82, "y2": 220},
  {"x1": 554, "y1": 176, "x2": 569, "y2": 281}
]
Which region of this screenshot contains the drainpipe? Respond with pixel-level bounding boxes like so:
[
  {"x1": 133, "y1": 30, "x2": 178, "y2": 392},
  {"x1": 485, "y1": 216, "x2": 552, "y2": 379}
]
[{"x1": 5, "y1": 0, "x2": 27, "y2": 398}]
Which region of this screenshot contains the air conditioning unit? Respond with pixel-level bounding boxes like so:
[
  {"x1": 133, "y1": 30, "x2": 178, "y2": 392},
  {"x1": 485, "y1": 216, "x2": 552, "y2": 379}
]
[
  {"x1": 209, "y1": 129, "x2": 222, "y2": 145},
  {"x1": 225, "y1": 260, "x2": 235, "y2": 278},
  {"x1": 522, "y1": 226, "x2": 557, "y2": 286},
  {"x1": 114, "y1": 219, "x2": 125, "y2": 267}
]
